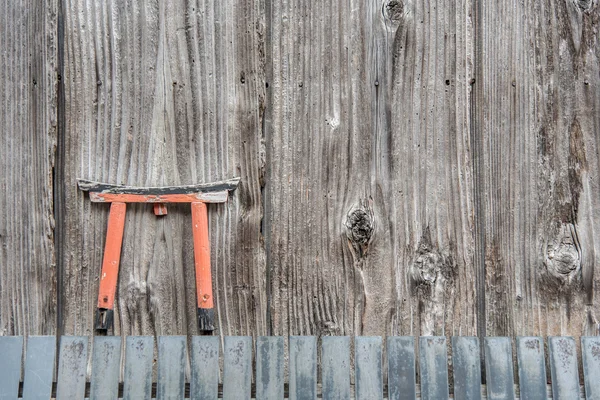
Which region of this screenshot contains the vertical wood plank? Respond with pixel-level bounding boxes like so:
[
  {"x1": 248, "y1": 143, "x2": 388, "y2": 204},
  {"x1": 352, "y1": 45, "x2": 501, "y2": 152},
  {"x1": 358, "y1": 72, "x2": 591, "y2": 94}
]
[
  {"x1": 61, "y1": 0, "x2": 267, "y2": 337},
  {"x1": 0, "y1": 0, "x2": 57, "y2": 336},
  {"x1": 582, "y1": 336, "x2": 600, "y2": 400},
  {"x1": 387, "y1": 337, "x2": 416, "y2": 400},
  {"x1": 90, "y1": 336, "x2": 122, "y2": 400},
  {"x1": 476, "y1": 0, "x2": 600, "y2": 339},
  {"x1": 0, "y1": 336, "x2": 23, "y2": 400},
  {"x1": 268, "y1": 0, "x2": 397, "y2": 339},
  {"x1": 321, "y1": 336, "x2": 350, "y2": 400},
  {"x1": 452, "y1": 336, "x2": 482, "y2": 400},
  {"x1": 23, "y1": 336, "x2": 56, "y2": 400},
  {"x1": 56, "y1": 336, "x2": 88, "y2": 400},
  {"x1": 419, "y1": 337, "x2": 449, "y2": 400},
  {"x1": 190, "y1": 336, "x2": 220, "y2": 400},
  {"x1": 549, "y1": 336, "x2": 580, "y2": 400},
  {"x1": 123, "y1": 336, "x2": 154, "y2": 400},
  {"x1": 223, "y1": 336, "x2": 252, "y2": 400},
  {"x1": 256, "y1": 336, "x2": 285, "y2": 400},
  {"x1": 484, "y1": 337, "x2": 515, "y2": 400},
  {"x1": 289, "y1": 336, "x2": 317, "y2": 400},
  {"x1": 516, "y1": 337, "x2": 547, "y2": 400},
  {"x1": 157, "y1": 336, "x2": 186, "y2": 400},
  {"x1": 355, "y1": 336, "x2": 383, "y2": 400}
]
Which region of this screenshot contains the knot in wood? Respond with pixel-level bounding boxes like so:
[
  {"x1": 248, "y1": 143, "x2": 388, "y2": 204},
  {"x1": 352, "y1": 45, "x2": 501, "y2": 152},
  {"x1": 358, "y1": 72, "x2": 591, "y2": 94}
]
[
  {"x1": 383, "y1": 0, "x2": 404, "y2": 24},
  {"x1": 345, "y1": 199, "x2": 374, "y2": 257},
  {"x1": 544, "y1": 223, "x2": 581, "y2": 284}
]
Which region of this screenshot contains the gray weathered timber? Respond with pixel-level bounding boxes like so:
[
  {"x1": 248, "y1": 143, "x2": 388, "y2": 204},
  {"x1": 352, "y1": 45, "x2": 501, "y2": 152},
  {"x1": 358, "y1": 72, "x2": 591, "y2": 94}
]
[
  {"x1": 123, "y1": 336, "x2": 154, "y2": 400},
  {"x1": 476, "y1": 0, "x2": 600, "y2": 339},
  {"x1": 223, "y1": 336, "x2": 252, "y2": 400},
  {"x1": 387, "y1": 337, "x2": 416, "y2": 400},
  {"x1": 289, "y1": 336, "x2": 317, "y2": 400},
  {"x1": 90, "y1": 336, "x2": 122, "y2": 400},
  {"x1": 190, "y1": 336, "x2": 220, "y2": 400},
  {"x1": 582, "y1": 336, "x2": 600, "y2": 400},
  {"x1": 452, "y1": 337, "x2": 482, "y2": 400},
  {"x1": 157, "y1": 336, "x2": 186, "y2": 400},
  {"x1": 419, "y1": 337, "x2": 449, "y2": 400},
  {"x1": 256, "y1": 336, "x2": 285, "y2": 400},
  {"x1": 56, "y1": 336, "x2": 88, "y2": 400},
  {"x1": 516, "y1": 337, "x2": 547, "y2": 400},
  {"x1": 0, "y1": 336, "x2": 22, "y2": 399},
  {"x1": 484, "y1": 337, "x2": 515, "y2": 400},
  {"x1": 60, "y1": 0, "x2": 267, "y2": 336},
  {"x1": 22, "y1": 336, "x2": 56, "y2": 400},
  {"x1": 268, "y1": 0, "x2": 476, "y2": 340},
  {"x1": 322, "y1": 336, "x2": 351, "y2": 400},
  {"x1": 0, "y1": 0, "x2": 57, "y2": 336},
  {"x1": 549, "y1": 336, "x2": 581, "y2": 400},
  {"x1": 355, "y1": 336, "x2": 383, "y2": 400}
]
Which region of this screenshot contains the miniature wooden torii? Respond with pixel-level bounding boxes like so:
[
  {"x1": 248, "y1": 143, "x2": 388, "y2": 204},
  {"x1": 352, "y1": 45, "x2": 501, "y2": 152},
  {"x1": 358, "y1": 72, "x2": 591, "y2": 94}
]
[{"x1": 77, "y1": 177, "x2": 240, "y2": 333}]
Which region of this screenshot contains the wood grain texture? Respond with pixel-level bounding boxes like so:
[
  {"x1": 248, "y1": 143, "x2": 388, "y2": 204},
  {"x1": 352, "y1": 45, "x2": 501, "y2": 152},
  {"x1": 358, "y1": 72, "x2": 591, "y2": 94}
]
[
  {"x1": 59, "y1": 0, "x2": 267, "y2": 335},
  {"x1": 475, "y1": 0, "x2": 600, "y2": 337},
  {"x1": 0, "y1": 0, "x2": 58, "y2": 336},
  {"x1": 267, "y1": 0, "x2": 476, "y2": 338}
]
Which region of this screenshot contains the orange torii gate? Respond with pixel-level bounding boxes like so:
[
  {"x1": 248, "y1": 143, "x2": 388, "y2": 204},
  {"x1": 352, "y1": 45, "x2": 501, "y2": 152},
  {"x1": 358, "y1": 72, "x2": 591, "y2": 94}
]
[{"x1": 78, "y1": 178, "x2": 240, "y2": 333}]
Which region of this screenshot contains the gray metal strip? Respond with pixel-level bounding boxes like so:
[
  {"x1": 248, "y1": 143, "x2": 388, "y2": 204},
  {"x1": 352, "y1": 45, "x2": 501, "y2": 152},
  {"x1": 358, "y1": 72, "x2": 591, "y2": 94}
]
[
  {"x1": 123, "y1": 336, "x2": 154, "y2": 400},
  {"x1": 387, "y1": 337, "x2": 416, "y2": 400},
  {"x1": 484, "y1": 337, "x2": 515, "y2": 400},
  {"x1": 157, "y1": 336, "x2": 186, "y2": 400},
  {"x1": 190, "y1": 336, "x2": 220, "y2": 400},
  {"x1": 0, "y1": 336, "x2": 23, "y2": 400},
  {"x1": 452, "y1": 336, "x2": 482, "y2": 400},
  {"x1": 516, "y1": 337, "x2": 546, "y2": 400},
  {"x1": 419, "y1": 336, "x2": 449, "y2": 400},
  {"x1": 289, "y1": 336, "x2": 317, "y2": 400},
  {"x1": 582, "y1": 336, "x2": 600, "y2": 400},
  {"x1": 549, "y1": 336, "x2": 580, "y2": 400},
  {"x1": 90, "y1": 336, "x2": 122, "y2": 400},
  {"x1": 22, "y1": 336, "x2": 56, "y2": 400},
  {"x1": 355, "y1": 336, "x2": 383, "y2": 400},
  {"x1": 56, "y1": 336, "x2": 88, "y2": 400},
  {"x1": 321, "y1": 336, "x2": 350, "y2": 400},
  {"x1": 256, "y1": 336, "x2": 285, "y2": 400},
  {"x1": 223, "y1": 336, "x2": 252, "y2": 400}
]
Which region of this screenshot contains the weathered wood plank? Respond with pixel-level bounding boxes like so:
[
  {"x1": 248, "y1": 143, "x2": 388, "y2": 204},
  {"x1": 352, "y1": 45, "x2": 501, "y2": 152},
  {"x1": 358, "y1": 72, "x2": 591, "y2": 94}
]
[
  {"x1": 56, "y1": 336, "x2": 88, "y2": 400},
  {"x1": 516, "y1": 337, "x2": 547, "y2": 400},
  {"x1": 22, "y1": 336, "x2": 56, "y2": 400},
  {"x1": 256, "y1": 336, "x2": 285, "y2": 400},
  {"x1": 582, "y1": 336, "x2": 600, "y2": 400},
  {"x1": 157, "y1": 336, "x2": 186, "y2": 400},
  {"x1": 289, "y1": 336, "x2": 317, "y2": 400},
  {"x1": 0, "y1": 0, "x2": 57, "y2": 336},
  {"x1": 267, "y1": 0, "x2": 397, "y2": 338},
  {"x1": 60, "y1": 0, "x2": 267, "y2": 336},
  {"x1": 476, "y1": 0, "x2": 600, "y2": 339},
  {"x1": 452, "y1": 336, "x2": 482, "y2": 400},
  {"x1": 355, "y1": 336, "x2": 383, "y2": 400},
  {"x1": 123, "y1": 336, "x2": 154, "y2": 400},
  {"x1": 484, "y1": 337, "x2": 515, "y2": 400},
  {"x1": 387, "y1": 336, "x2": 416, "y2": 400},
  {"x1": 223, "y1": 336, "x2": 252, "y2": 400},
  {"x1": 549, "y1": 336, "x2": 580, "y2": 400},
  {"x1": 90, "y1": 336, "x2": 122, "y2": 400},
  {"x1": 0, "y1": 336, "x2": 23, "y2": 400},
  {"x1": 190, "y1": 336, "x2": 220, "y2": 400},
  {"x1": 419, "y1": 337, "x2": 449, "y2": 400},
  {"x1": 322, "y1": 336, "x2": 350, "y2": 400}
]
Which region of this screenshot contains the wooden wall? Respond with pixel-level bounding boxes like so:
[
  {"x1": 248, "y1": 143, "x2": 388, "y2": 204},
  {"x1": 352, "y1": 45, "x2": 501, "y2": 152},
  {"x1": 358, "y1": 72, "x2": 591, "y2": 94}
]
[{"x1": 1, "y1": 0, "x2": 599, "y2": 339}]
